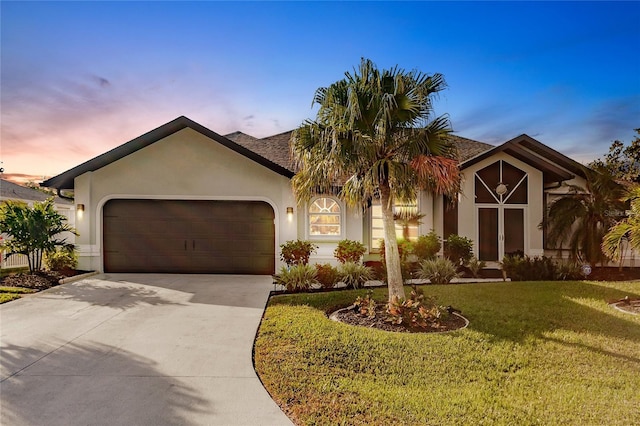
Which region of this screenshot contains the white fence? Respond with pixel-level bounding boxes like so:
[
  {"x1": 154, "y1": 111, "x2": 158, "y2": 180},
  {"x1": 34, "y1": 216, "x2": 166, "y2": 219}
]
[{"x1": 1, "y1": 251, "x2": 29, "y2": 270}]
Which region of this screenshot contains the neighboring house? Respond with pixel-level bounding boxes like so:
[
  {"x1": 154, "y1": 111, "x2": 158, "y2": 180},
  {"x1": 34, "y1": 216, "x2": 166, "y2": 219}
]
[
  {"x1": 40, "y1": 116, "x2": 628, "y2": 274},
  {"x1": 0, "y1": 178, "x2": 75, "y2": 269}
]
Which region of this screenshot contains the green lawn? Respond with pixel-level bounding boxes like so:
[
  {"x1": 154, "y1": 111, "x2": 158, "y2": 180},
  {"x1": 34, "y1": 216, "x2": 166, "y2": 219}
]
[
  {"x1": 0, "y1": 286, "x2": 35, "y2": 304},
  {"x1": 254, "y1": 280, "x2": 640, "y2": 425}
]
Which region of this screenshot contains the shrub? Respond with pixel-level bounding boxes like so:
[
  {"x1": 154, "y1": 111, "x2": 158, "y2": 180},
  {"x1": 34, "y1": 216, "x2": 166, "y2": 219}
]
[
  {"x1": 501, "y1": 254, "x2": 557, "y2": 281},
  {"x1": 529, "y1": 256, "x2": 560, "y2": 280},
  {"x1": 467, "y1": 256, "x2": 486, "y2": 278},
  {"x1": 443, "y1": 234, "x2": 473, "y2": 266},
  {"x1": 412, "y1": 231, "x2": 441, "y2": 261},
  {"x1": 338, "y1": 261, "x2": 374, "y2": 289},
  {"x1": 501, "y1": 254, "x2": 526, "y2": 281},
  {"x1": 417, "y1": 258, "x2": 460, "y2": 284},
  {"x1": 279, "y1": 240, "x2": 318, "y2": 266},
  {"x1": 379, "y1": 238, "x2": 413, "y2": 262},
  {"x1": 555, "y1": 261, "x2": 584, "y2": 281},
  {"x1": 364, "y1": 260, "x2": 385, "y2": 280},
  {"x1": 334, "y1": 239, "x2": 367, "y2": 264},
  {"x1": 353, "y1": 290, "x2": 377, "y2": 318},
  {"x1": 385, "y1": 285, "x2": 448, "y2": 330},
  {"x1": 273, "y1": 264, "x2": 318, "y2": 292},
  {"x1": 44, "y1": 247, "x2": 78, "y2": 271},
  {"x1": 315, "y1": 263, "x2": 340, "y2": 289}
]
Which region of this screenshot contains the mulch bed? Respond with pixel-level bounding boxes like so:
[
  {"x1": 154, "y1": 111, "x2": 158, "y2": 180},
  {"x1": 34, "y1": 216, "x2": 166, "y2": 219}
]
[
  {"x1": 588, "y1": 267, "x2": 640, "y2": 281},
  {"x1": 0, "y1": 269, "x2": 86, "y2": 291},
  {"x1": 610, "y1": 297, "x2": 640, "y2": 315},
  {"x1": 330, "y1": 305, "x2": 468, "y2": 333}
]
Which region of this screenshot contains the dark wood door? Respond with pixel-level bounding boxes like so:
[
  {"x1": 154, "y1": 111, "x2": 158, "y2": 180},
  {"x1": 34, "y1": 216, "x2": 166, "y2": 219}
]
[
  {"x1": 477, "y1": 207, "x2": 524, "y2": 262},
  {"x1": 478, "y1": 208, "x2": 499, "y2": 261},
  {"x1": 103, "y1": 200, "x2": 275, "y2": 274}
]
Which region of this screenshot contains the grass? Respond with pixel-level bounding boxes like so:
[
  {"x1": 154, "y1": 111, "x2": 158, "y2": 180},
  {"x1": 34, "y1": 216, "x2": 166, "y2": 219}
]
[
  {"x1": 254, "y1": 280, "x2": 640, "y2": 425},
  {"x1": 0, "y1": 286, "x2": 35, "y2": 303}
]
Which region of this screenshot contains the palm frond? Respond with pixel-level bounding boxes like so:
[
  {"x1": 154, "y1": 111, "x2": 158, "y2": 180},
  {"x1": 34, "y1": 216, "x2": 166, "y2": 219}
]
[
  {"x1": 602, "y1": 222, "x2": 632, "y2": 261},
  {"x1": 410, "y1": 156, "x2": 460, "y2": 197}
]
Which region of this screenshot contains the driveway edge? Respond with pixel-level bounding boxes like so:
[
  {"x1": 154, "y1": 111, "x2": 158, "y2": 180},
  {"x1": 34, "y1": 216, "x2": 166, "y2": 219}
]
[{"x1": 59, "y1": 271, "x2": 100, "y2": 284}]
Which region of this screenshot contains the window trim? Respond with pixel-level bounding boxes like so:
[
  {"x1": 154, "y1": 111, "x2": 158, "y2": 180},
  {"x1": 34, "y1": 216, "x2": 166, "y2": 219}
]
[{"x1": 306, "y1": 196, "x2": 344, "y2": 240}]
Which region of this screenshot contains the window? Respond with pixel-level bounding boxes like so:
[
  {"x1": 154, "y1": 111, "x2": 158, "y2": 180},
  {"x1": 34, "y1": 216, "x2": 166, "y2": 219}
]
[
  {"x1": 475, "y1": 160, "x2": 528, "y2": 205},
  {"x1": 309, "y1": 197, "x2": 341, "y2": 236},
  {"x1": 370, "y1": 200, "x2": 419, "y2": 250}
]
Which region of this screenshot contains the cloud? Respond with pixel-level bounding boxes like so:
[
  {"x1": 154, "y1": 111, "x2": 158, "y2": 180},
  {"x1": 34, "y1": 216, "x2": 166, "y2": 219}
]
[{"x1": 92, "y1": 75, "x2": 111, "y2": 87}]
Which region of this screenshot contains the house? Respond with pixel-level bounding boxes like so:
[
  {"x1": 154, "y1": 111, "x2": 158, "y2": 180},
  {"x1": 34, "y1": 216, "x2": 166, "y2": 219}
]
[
  {"x1": 1, "y1": 178, "x2": 75, "y2": 269},
  {"x1": 42, "y1": 116, "x2": 601, "y2": 274}
]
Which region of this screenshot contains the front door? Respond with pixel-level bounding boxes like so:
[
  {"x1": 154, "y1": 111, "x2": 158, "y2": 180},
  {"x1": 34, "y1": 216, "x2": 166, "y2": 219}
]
[
  {"x1": 475, "y1": 160, "x2": 528, "y2": 262},
  {"x1": 478, "y1": 207, "x2": 525, "y2": 261}
]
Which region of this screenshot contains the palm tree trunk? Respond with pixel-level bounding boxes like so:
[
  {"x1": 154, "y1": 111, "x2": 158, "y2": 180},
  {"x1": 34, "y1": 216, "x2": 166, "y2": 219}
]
[{"x1": 380, "y1": 181, "x2": 406, "y2": 302}]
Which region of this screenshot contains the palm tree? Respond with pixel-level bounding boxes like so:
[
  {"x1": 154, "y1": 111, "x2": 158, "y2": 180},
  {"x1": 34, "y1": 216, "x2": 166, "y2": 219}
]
[
  {"x1": 290, "y1": 58, "x2": 461, "y2": 301},
  {"x1": 602, "y1": 185, "x2": 640, "y2": 264},
  {"x1": 542, "y1": 168, "x2": 626, "y2": 266},
  {"x1": 0, "y1": 198, "x2": 76, "y2": 273}
]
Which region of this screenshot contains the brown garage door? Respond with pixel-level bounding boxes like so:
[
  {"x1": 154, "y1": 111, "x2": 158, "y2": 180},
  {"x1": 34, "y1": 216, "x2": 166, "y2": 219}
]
[{"x1": 103, "y1": 199, "x2": 275, "y2": 274}]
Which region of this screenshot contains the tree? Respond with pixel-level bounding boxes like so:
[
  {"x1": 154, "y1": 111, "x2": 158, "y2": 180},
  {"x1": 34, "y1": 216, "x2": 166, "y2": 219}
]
[
  {"x1": 290, "y1": 58, "x2": 461, "y2": 302},
  {"x1": 542, "y1": 168, "x2": 626, "y2": 266},
  {"x1": 602, "y1": 185, "x2": 640, "y2": 264},
  {"x1": 589, "y1": 129, "x2": 640, "y2": 183},
  {"x1": 0, "y1": 198, "x2": 77, "y2": 273}
]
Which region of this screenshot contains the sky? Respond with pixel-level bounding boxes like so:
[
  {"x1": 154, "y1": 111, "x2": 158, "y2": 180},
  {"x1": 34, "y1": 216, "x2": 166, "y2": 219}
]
[{"x1": 1, "y1": 1, "x2": 639, "y2": 184}]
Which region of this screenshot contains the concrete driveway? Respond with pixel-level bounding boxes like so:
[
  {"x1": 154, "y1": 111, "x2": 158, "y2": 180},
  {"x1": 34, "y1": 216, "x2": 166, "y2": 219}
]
[{"x1": 0, "y1": 274, "x2": 293, "y2": 426}]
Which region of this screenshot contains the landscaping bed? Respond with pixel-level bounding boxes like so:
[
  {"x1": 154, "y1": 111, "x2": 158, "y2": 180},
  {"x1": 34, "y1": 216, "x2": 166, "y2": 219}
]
[
  {"x1": 589, "y1": 266, "x2": 640, "y2": 281},
  {"x1": 610, "y1": 297, "x2": 640, "y2": 314},
  {"x1": 0, "y1": 269, "x2": 89, "y2": 291},
  {"x1": 330, "y1": 304, "x2": 468, "y2": 333}
]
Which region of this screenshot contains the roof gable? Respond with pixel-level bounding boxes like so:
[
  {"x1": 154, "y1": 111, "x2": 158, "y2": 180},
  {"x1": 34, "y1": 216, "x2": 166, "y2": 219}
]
[
  {"x1": 43, "y1": 116, "x2": 294, "y2": 190},
  {"x1": 460, "y1": 134, "x2": 587, "y2": 184}
]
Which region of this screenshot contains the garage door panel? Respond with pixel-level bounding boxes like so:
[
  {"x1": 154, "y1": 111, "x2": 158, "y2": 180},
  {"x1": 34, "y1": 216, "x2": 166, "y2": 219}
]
[
  {"x1": 104, "y1": 200, "x2": 275, "y2": 274},
  {"x1": 105, "y1": 253, "x2": 146, "y2": 273},
  {"x1": 251, "y1": 238, "x2": 275, "y2": 252},
  {"x1": 204, "y1": 221, "x2": 233, "y2": 237}
]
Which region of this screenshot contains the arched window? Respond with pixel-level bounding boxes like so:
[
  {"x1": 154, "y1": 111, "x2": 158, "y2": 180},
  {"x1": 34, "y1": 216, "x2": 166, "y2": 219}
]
[{"x1": 308, "y1": 197, "x2": 341, "y2": 237}]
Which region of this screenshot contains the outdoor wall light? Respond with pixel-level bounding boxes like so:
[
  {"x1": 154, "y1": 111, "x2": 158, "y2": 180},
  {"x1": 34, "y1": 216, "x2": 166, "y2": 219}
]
[
  {"x1": 77, "y1": 204, "x2": 84, "y2": 218},
  {"x1": 495, "y1": 183, "x2": 508, "y2": 196},
  {"x1": 286, "y1": 206, "x2": 294, "y2": 222}
]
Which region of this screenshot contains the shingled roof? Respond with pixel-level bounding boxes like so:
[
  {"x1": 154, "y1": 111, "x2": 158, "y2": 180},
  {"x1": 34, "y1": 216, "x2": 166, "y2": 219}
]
[
  {"x1": 225, "y1": 130, "x2": 294, "y2": 171},
  {"x1": 227, "y1": 131, "x2": 494, "y2": 173},
  {"x1": 1, "y1": 178, "x2": 71, "y2": 204},
  {"x1": 448, "y1": 135, "x2": 494, "y2": 161}
]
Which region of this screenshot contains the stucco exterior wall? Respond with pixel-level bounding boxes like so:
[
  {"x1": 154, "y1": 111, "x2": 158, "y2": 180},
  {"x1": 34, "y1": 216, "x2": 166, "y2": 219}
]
[{"x1": 73, "y1": 128, "x2": 296, "y2": 271}]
